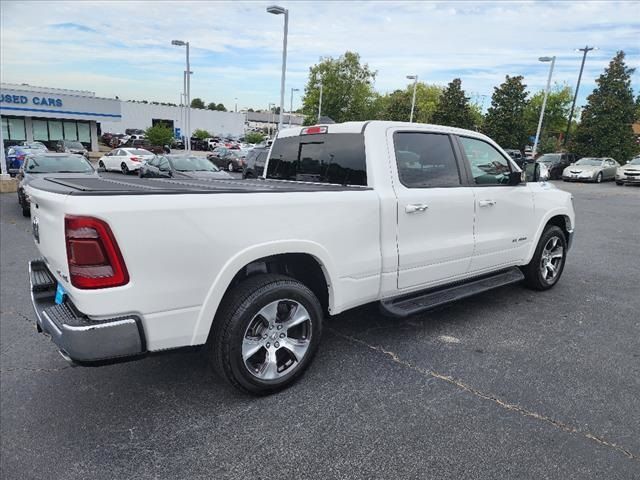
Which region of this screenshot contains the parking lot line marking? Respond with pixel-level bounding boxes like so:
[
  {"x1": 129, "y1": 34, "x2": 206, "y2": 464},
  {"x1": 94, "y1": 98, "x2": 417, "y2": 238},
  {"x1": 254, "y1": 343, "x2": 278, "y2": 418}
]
[{"x1": 329, "y1": 328, "x2": 638, "y2": 462}]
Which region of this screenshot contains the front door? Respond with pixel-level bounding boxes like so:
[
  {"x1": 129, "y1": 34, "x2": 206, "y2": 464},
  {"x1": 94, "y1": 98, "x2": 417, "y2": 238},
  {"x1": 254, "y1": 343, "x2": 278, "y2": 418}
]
[
  {"x1": 457, "y1": 136, "x2": 535, "y2": 273},
  {"x1": 393, "y1": 131, "x2": 476, "y2": 290}
]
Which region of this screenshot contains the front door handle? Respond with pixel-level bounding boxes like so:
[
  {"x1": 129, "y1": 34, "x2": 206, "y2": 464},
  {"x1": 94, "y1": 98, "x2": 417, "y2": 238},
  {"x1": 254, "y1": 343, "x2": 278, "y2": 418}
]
[
  {"x1": 479, "y1": 200, "x2": 496, "y2": 207},
  {"x1": 405, "y1": 203, "x2": 429, "y2": 214}
]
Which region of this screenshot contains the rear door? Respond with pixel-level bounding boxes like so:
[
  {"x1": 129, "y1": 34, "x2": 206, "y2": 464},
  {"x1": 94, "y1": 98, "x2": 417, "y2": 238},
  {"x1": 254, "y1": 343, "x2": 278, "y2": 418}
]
[
  {"x1": 392, "y1": 131, "x2": 476, "y2": 289},
  {"x1": 456, "y1": 135, "x2": 535, "y2": 273}
]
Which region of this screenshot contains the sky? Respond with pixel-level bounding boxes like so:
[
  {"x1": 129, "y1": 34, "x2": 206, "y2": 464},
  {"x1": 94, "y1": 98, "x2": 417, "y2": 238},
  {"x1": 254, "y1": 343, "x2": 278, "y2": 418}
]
[{"x1": 1, "y1": 1, "x2": 639, "y2": 113}]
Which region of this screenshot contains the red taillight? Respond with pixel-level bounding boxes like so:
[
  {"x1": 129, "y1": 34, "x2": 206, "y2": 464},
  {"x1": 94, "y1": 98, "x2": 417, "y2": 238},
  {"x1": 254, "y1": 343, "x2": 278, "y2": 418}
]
[
  {"x1": 130, "y1": 156, "x2": 141, "y2": 162},
  {"x1": 301, "y1": 126, "x2": 327, "y2": 135},
  {"x1": 17, "y1": 154, "x2": 26, "y2": 161},
  {"x1": 65, "y1": 216, "x2": 129, "y2": 289}
]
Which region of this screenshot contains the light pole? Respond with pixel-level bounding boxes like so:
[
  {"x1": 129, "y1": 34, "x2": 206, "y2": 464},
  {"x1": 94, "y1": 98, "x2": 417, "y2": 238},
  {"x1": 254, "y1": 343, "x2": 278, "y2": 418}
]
[
  {"x1": 406, "y1": 74, "x2": 418, "y2": 123},
  {"x1": 267, "y1": 5, "x2": 288, "y2": 133},
  {"x1": 268, "y1": 103, "x2": 275, "y2": 137},
  {"x1": 564, "y1": 45, "x2": 596, "y2": 145},
  {"x1": 234, "y1": 97, "x2": 238, "y2": 113},
  {"x1": 172, "y1": 40, "x2": 191, "y2": 150},
  {"x1": 532, "y1": 56, "x2": 556, "y2": 157},
  {"x1": 289, "y1": 87, "x2": 299, "y2": 127}
]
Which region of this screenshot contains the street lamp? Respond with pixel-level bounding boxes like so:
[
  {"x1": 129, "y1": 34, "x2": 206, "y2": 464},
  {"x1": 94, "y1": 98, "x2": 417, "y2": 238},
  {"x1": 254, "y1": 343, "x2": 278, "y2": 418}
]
[
  {"x1": 234, "y1": 97, "x2": 238, "y2": 113},
  {"x1": 268, "y1": 102, "x2": 275, "y2": 138},
  {"x1": 564, "y1": 45, "x2": 597, "y2": 145},
  {"x1": 532, "y1": 56, "x2": 556, "y2": 158},
  {"x1": 406, "y1": 74, "x2": 418, "y2": 123},
  {"x1": 289, "y1": 88, "x2": 299, "y2": 127},
  {"x1": 172, "y1": 39, "x2": 191, "y2": 150},
  {"x1": 267, "y1": 5, "x2": 288, "y2": 133}
]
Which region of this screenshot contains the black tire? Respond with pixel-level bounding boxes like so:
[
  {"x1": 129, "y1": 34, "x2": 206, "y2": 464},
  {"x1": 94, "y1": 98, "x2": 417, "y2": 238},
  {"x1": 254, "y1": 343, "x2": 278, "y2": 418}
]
[
  {"x1": 616, "y1": 181, "x2": 623, "y2": 186},
  {"x1": 121, "y1": 163, "x2": 129, "y2": 175},
  {"x1": 21, "y1": 199, "x2": 30, "y2": 217},
  {"x1": 210, "y1": 274, "x2": 323, "y2": 395},
  {"x1": 227, "y1": 162, "x2": 234, "y2": 172},
  {"x1": 595, "y1": 172, "x2": 602, "y2": 183},
  {"x1": 98, "y1": 160, "x2": 105, "y2": 170},
  {"x1": 521, "y1": 225, "x2": 567, "y2": 291}
]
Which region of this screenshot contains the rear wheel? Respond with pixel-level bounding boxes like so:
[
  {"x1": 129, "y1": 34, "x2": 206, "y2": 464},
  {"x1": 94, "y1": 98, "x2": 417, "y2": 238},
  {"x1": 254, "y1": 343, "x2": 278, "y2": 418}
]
[
  {"x1": 228, "y1": 162, "x2": 234, "y2": 172},
  {"x1": 98, "y1": 160, "x2": 105, "y2": 170},
  {"x1": 522, "y1": 226, "x2": 567, "y2": 291},
  {"x1": 210, "y1": 274, "x2": 323, "y2": 395},
  {"x1": 595, "y1": 172, "x2": 603, "y2": 183},
  {"x1": 121, "y1": 163, "x2": 129, "y2": 175},
  {"x1": 616, "y1": 181, "x2": 623, "y2": 186}
]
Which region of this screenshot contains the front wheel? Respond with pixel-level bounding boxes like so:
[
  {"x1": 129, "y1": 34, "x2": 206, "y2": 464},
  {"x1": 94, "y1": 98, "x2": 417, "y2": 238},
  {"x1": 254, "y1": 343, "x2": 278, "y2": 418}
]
[
  {"x1": 521, "y1": 225, "x2": 567, "y2": 291},
  {"x1": 595, "y1": 172, "x2": 603, "y2": 183},
  {"x1": 227, "y1": 162, "x2": 234, "y2": 172},
  {"x1": 98, "y1": 160, "x2": 105, "y2": 170},
  {"x1": 616, "y1": 181, "x2": 623, "y2": 186},
  {"x1": 210, "y1": 274, "x2": 323, "y2": 395}
]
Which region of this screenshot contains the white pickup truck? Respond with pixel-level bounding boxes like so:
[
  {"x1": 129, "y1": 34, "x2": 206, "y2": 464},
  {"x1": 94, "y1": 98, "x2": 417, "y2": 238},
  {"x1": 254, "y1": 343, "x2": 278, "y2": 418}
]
[{"x1": 26, "y1": 121, "x2": 574, "y2": 395}]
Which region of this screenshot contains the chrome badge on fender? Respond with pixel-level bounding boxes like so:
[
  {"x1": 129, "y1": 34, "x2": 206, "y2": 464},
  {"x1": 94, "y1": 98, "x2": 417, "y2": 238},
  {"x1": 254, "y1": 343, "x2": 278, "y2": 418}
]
[{"x1": 32, "y1": 216, "x2": 39, "y2": 244}]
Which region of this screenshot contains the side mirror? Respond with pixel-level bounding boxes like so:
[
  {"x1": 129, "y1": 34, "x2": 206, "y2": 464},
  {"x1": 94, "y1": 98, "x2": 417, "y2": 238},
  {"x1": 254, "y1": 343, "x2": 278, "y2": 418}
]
[
  {"x1": 533, "y1": 162, "x2": 550, "y2": 182},
  {"x1": 507, "y1": 171, "x2": 522, "y2": 186}
]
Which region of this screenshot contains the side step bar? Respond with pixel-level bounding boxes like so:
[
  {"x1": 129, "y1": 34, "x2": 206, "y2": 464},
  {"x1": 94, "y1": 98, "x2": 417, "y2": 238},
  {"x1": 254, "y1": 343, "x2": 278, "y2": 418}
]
[{"x1": 380, "y1": 267, "x2": 525, "y2": 318}]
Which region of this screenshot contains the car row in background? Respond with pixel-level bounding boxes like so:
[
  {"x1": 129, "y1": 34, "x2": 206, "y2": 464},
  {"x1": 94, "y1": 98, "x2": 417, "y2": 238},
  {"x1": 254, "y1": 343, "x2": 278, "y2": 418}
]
[
  {"x1": 15, "y1": 153, "x2": 97, "y2": 216},
  {"x1": 562, "y1": 157, "x2": 620, "y2": 183},
  {"x1": 5, "y1": 140, "x2": 88, "y2": 174},
  {"x1": 535, "y1": 152, "x2": 578, "y2": 180},
  {"x1": 138, "y1": 154, "x2": 232, "y2": 179}
]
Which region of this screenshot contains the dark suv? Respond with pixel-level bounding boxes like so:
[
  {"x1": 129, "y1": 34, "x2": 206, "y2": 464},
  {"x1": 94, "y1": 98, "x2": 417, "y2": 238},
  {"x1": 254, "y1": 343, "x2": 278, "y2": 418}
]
[
  {"x1": 504, "y1": 149, "x2": 525, "y2": 168},
  {"x1": 536, "y1": 152, "x2": 577, "y2": 180},
  {"x1": 243, "y1": 146, "x2": 269, "y2": 178}
]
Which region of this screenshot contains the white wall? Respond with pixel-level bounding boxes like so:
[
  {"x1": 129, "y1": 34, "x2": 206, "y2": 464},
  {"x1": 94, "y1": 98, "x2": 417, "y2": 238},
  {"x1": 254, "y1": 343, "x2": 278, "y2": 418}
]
[{"x1": 99, "y1": 102, "x2": 245, "y2": 137}]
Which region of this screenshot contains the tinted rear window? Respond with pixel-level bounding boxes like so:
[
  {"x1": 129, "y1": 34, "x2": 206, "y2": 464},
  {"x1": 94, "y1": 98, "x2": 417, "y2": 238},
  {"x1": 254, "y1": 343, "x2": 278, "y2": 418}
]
[{"x1": 266, "y1": 133, "x2": 367, "y2": 186}]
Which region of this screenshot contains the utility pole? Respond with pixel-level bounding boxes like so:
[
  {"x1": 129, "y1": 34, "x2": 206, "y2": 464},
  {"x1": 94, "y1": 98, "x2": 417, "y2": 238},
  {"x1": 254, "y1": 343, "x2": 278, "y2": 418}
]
[
  {"x1": 564, "y1": 45, "x2": 596, "y2": 145},
  {"x1": 317, "y1": 80, "x2": 323, "y2": 123}
]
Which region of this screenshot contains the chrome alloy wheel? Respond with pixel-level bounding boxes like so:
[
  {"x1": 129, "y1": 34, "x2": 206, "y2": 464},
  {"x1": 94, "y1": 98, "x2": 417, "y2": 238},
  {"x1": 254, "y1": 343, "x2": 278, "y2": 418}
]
[
  {"x1": 242, "y1": 299, "x2": 312, "y2": 380},
  {"x1": 539, "y1": 236, "x2": 564, "y2": 283}
]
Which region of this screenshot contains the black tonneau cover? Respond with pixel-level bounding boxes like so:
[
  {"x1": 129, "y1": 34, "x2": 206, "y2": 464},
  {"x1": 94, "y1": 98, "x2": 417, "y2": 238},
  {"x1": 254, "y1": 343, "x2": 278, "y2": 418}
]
[{"x1": 28, "y1": 176, "x2": 370, "y2": 196}]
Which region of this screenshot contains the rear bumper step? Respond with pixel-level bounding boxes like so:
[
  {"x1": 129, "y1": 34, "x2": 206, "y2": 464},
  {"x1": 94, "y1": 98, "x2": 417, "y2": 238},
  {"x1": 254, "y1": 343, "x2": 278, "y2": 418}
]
[
  {"x1": 29, "y1": 259, "x2": 146, "y2": 363},
  {"x1": 380, "y1": 267, "x2": 525, "y2": 318}
]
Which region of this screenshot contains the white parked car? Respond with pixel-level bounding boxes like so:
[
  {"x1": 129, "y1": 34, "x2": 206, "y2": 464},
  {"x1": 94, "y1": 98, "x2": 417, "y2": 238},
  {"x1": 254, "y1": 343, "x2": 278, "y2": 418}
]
[
  {"x1": 97, "y1": 148, "x2": 155, "y2": 174},
  {"x1": 26, "y1": 121, "x2": 575, "y2": 395},
  {"x1": 615, "y1": 156, "x2": 640, "y2": 185}
]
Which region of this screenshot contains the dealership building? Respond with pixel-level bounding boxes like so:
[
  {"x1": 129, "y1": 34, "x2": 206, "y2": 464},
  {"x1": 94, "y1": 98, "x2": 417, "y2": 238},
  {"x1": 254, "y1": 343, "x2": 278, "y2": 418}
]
[{"x1": 1, "y1": 83, "x2": 245, "y2": 153}]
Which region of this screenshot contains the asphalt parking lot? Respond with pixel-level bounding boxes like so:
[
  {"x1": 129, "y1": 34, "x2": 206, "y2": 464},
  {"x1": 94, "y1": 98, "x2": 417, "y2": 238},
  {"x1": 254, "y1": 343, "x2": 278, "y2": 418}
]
[{"x1": 1, "y1": 180, "x2": 639, "y2": 479}]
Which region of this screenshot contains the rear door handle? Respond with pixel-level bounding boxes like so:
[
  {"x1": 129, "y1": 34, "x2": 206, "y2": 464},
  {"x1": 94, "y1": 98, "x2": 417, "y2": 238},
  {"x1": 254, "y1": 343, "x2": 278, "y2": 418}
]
[
  {"x1": 405, "y1": 203, "x2": 429, "y2": 213},
  {"x1": 479, "y1": 200, "x2": 496, "y2": 207}
]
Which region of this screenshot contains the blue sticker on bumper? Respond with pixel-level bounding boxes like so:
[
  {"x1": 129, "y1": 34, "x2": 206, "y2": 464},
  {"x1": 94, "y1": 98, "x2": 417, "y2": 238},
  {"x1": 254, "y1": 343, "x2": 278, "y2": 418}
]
[{"x1": 55, "y1": 283, "x2": 66, "y2": 305}]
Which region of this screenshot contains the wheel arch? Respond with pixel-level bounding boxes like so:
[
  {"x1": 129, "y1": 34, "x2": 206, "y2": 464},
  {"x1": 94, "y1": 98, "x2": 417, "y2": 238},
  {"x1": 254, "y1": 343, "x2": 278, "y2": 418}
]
[
  {"x1": 524, "y1": 211, "x2": 573, "y2": 264},
  {"x1": 191, "y1": 241, "x2": 336, "y2": 345}
]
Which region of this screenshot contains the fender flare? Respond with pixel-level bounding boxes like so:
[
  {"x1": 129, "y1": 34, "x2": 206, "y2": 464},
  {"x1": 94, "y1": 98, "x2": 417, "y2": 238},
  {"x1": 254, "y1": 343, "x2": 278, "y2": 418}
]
[
  {"x1": 190, "y1": 240, "x2": 337, "y2": 345},
  {"x1": 524, "y1": 208, "x2": 573, "y2": 264}
]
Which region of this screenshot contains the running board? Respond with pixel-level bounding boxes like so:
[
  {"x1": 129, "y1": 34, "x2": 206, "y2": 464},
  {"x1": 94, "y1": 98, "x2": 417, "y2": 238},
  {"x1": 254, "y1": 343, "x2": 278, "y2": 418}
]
[{"x1": 380, "y1": 267, "x2": 525, "y2": 318}]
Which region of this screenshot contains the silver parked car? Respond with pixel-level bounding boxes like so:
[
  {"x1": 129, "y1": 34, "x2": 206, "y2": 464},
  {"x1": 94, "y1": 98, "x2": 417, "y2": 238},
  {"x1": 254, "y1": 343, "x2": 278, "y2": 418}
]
[
  {"x1": 615, "y1": 156, "x2": 640, "y2": 185},
  {"x1": 562, "y1": 157, "x2": 619, "y2": 183}
]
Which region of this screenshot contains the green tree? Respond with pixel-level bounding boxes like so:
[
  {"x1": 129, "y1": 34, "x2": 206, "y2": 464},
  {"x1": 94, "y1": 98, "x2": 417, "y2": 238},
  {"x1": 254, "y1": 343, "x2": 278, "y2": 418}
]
[
  {"x1": 244, "y1": 132, "x2": 265, "y2": 144},
  {"x1": 431, "y1": 78, "x2": 476, "y2": 129},
  {"x1": 523, "y1": 84, "x2": 573, "y2": 138},
  {"x1": 483, "y1": 75, "x2": 529, "y2": 149},
  {"x1": 247, "y1": 108, "x2": 255, "y2": 112},
  {"x1": 413, "y1": 83, "x2": 443, "y2": 124},
  {"x1": 572, "y1": 51, "x2": 638, "y2": 162},
  {"x1": 207, "y1": 102, "x2": 218, "y2": 110},
  {"x1": 145, "y1": 124, "x2": 174, "y2": 146},
  {"x1": 301, "y1": 51, "x2": 377, "y2": 124},
  {"x1": 379, "y1": 89, "x2": 415, "y2": 121},
  {"x1": 634, "y1": 94, "x2": 640, "y2": 122},
  {"x1": 190, "y1": 98, "x2": 205, "y2": 109},
  {"x1": 193, "y1": 129, "x2": 211, "y2": 140},
  {"x1": 216, "y1": 103, "x2": 227, "y2": 112}
]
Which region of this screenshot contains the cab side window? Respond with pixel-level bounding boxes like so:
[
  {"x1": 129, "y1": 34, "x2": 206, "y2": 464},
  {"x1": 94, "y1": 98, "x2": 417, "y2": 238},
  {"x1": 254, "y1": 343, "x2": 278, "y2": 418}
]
[
  {"x1": 393, "y1": 132, "x2": 461, "y2": 188},
  {"x1": 459, "y1": 136, "x2": 512, "y2": 185}
]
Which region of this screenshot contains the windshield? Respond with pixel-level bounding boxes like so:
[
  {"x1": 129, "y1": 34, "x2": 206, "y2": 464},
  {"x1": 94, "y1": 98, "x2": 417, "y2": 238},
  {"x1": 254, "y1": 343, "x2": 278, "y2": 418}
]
[
  {"x1": 575, "y1": 158, "x2": 602, "y2": 166},
  {"x1": 26, "y1": 155, "x2": 94, "y2": 173},
  {"x1": 629, "y1": 158, "x2": 640, "y2": 165},
  {"x1": 169, "y1": 156, "x2": 219, "y2": 172},
  {"x1": 64, "y1": 141, "x2": 85, "y2": 150},
  {"x1": 537, "y1": 154, "x2": 561, "y2": 163},
  {"x1": 23, "y1": 143, "x2": 48, "y2": 151}
]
